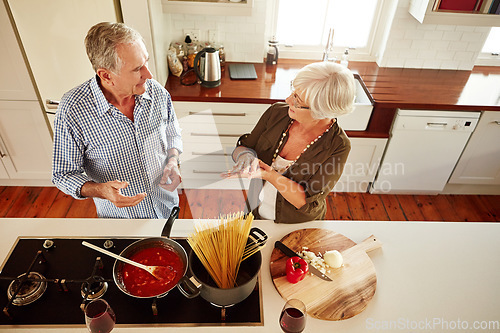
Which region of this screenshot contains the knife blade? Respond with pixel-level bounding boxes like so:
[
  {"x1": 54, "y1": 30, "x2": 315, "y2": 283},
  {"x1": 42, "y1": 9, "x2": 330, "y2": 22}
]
[{"x1": 274, "y1": 241, "x2": 332, "y2": 281}]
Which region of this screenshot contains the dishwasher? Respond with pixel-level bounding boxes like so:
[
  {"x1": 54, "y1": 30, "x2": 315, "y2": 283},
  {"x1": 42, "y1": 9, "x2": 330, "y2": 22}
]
[{"x1": 371, "y1": 109, "x2": 480, "y2": 194}]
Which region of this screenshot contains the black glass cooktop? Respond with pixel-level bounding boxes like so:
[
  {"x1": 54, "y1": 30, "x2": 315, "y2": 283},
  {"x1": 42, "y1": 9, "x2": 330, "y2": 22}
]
[{"x1": 0, "y1": 237, "x2": 263, "y2": 327}]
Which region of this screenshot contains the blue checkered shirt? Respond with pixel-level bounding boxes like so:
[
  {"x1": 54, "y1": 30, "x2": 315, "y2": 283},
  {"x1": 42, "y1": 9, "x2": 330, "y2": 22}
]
[{"x1": 52, "y1": 76, "x2": 183, "y2": 219}]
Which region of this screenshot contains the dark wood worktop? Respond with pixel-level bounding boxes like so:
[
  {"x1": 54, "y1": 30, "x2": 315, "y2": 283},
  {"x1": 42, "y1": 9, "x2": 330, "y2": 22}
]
[{"x1": 165, "y1": 60, "x2": 500, "y2": 138}]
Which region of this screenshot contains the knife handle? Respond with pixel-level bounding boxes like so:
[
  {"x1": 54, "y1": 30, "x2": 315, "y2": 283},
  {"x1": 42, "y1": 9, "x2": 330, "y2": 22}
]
[{"x1": 274, "y1": 241, "x2": 299, "y2": 258}]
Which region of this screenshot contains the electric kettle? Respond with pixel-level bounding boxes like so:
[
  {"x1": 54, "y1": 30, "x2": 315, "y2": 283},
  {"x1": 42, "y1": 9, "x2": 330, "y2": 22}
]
[{"x1": 193, "y1": 47, "x2": 221, "y2": 88}]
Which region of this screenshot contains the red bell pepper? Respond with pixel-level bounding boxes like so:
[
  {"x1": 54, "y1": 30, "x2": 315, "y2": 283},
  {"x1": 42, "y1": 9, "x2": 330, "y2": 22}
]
[{"x1": 286, "y1": 256, "x2": 309, "y2": 284}]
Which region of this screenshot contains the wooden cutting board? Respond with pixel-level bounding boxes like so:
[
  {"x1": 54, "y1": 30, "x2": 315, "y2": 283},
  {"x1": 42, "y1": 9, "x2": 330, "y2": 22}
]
[{"x1": 270, "y1": 228, "x2": 382, "y2": 321}]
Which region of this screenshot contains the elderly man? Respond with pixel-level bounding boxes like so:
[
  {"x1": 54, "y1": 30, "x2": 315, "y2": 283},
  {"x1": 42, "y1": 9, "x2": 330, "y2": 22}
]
[{"x1": 52, "y1": 22, "x2": 182, "y2": 218}]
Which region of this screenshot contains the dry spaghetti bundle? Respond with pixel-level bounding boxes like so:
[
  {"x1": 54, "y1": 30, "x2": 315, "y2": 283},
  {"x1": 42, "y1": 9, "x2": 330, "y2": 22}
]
[{"x1": 187, "y1": 212, "x2": 255, "y2": 289}]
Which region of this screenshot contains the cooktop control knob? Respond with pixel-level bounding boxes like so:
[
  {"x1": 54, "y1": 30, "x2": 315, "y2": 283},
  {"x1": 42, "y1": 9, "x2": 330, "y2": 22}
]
[
  {"x1": 103, "y1": 240, "x2": 114, "y2": 249},
  {"x1": 43, "y1": 239, "x2": 54, "y2": 249}
]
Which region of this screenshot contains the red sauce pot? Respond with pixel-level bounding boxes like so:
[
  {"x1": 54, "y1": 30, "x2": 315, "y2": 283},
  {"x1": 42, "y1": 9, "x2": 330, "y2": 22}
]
[{"x1": 112, "y1": 207, "x2": 188, "y2": 298}]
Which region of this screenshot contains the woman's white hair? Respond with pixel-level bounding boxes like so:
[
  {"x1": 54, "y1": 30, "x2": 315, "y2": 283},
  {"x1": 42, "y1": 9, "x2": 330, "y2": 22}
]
[
  {"x1": 85, "y1": 22, "x2": 144, "y2": 74},
  {"x1": 293, "y1": 62, "x2": 356, "y2": 120}
]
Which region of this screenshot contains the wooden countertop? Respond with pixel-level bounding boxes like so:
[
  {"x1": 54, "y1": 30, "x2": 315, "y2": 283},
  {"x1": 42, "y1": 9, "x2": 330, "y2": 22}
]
[{"x1": 165, "y1": 60, "x2": 500, "y2": 138}]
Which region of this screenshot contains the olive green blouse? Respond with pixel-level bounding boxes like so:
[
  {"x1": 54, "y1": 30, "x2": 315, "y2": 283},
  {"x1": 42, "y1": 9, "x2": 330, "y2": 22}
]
[{"x1": 238, "y1": 103, "x2": 351, "y2": 223}]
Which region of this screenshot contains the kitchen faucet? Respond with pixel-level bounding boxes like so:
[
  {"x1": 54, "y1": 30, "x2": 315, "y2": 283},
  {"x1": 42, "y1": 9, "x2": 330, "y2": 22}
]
[{"x1": 323, "y1": 28, "x2": 336, "y2": 62}]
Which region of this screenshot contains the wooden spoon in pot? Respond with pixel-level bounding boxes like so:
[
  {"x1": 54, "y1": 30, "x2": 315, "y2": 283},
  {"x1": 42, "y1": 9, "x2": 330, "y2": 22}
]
[{"x1": 82, "y1": 241, "x2": 174, "y2": 281}]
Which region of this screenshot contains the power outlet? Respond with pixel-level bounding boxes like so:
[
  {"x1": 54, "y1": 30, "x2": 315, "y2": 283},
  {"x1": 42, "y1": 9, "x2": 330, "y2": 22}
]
[
  {"x1": 184, "y1": 29, "x2": 200, "y2": 42},
  {"x1": 208, "y1": 30, "x2": 218, "y2": 44}
]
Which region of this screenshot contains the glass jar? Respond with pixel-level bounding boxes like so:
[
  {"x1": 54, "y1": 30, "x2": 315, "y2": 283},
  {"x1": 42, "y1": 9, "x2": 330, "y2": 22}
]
[
  {"x1": 218, "y1": 45, "x2": 226, "y2": 69},
  {"x1": 186, "y1": 43, "x2": 198, "y2": 68},
  {"x1": 266, "y1": 39, "x2": 279, "y2": 65}
]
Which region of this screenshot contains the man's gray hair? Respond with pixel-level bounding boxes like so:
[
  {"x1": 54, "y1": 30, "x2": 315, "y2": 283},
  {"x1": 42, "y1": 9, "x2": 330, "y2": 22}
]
[{"x1": 85, "y1": 22, "x2": 144, "y2": 73}]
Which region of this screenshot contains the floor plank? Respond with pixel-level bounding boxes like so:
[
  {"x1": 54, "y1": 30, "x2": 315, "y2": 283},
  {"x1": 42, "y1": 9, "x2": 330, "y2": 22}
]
[
  {"x1": 219, "y1": 190, "x2": 248, "y2": 217},
  {"x1": 43, "y1": 191, "x2": 74, "y2": 218},
  {"x1": 378, "y1": 194, "x2": 407, "y2": 221},
  {"x1": 478, "y1": 195, "x2": 500, "y2": 222},
  {"x1": 413, "y1": 195, "x2": 444, "y2": 222},
  {"x1": 184, "y1": 189, "x2": 204, "y2": 219},
  {"x1": 178, "y1": 189, "x2": 192, "y2": 219},
  {"x1": 467, "y1": 196, "x2": 497, "y2": 222},
  {"x1": 66, "y1": 198, "x2": 97, "y2": 218},
  {"x1": 395, "y1": 195, "x2": 425, "y2": 221},
  {"x1": 4, "y1": 187, "x2": 43, "y2": 218},
  {"x1": 25, "y1": 187, "x2": 60, "y2": 218},
  {"x1": 445, "y1": 195, "x2": 484, "y2": 222},
  {"x1": 0, "y1": 186, "x2": 498, "y2": 223},
  {"x1": 363, "y1": 194, "x2": 390, "y2": 221},
  {"x1": 344, "y1": 193, "x2": 371, "y2": 220},
  {"x1": 199, "y1": 189, "x2": 222, "y2": 219},
  {"x1": 328, "y1": 193, "x2": 353, "y2": 220},
  {"x1": 0, "y1": 186, "x2": 24, "y2": 217},
  {"x1": 431, "y1": 195, "x2": 464, "y2": 222}
]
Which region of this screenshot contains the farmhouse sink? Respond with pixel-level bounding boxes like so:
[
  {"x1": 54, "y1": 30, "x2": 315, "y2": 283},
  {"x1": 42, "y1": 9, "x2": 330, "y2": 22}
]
[{"x1": 336, "y1": 74, "x2": 374, "y2": 131}]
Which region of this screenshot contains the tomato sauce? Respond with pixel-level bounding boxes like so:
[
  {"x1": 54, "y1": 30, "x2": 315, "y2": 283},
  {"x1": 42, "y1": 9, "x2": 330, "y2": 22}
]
[{"x1": 122, "y1": 247, "x2": 183, "y2": 297}]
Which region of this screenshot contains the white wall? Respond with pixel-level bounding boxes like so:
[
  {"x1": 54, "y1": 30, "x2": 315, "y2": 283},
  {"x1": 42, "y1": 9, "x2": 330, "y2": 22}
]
[{"x1": 377, "y1": 0, "x2": 491, "y2": 70}]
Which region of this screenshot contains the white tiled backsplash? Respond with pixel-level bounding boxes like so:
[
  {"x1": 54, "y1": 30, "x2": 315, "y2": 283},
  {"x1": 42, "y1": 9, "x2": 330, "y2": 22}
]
[
  {"x1": 165, "y1": 0, "x2": 491, "y2": 70},
  {"x1": 379, "y1": 0, "x2": 490, "y2": 70},
  {"x1": 168, "y1": 0, "x2": 268, "y2": 63}
]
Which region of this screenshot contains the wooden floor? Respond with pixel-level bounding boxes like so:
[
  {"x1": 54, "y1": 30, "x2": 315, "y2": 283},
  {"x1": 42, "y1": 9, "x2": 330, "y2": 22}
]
[{"x1": 1, "y1": 186, "x2": 499, "y2": 222}]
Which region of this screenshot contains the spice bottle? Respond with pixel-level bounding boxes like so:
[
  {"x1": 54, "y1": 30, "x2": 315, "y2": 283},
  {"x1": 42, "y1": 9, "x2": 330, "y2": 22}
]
[
  {"x1": 341, "y1": 49, "x2": 349, "y2": 67},
  {"x1": 218, "y1": 45, "x2": 226, "y2": 69}
]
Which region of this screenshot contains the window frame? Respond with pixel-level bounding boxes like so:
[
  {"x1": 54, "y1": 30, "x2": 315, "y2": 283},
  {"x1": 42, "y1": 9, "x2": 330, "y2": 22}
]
[
  {"x1": 269, "y1": 0, "x2": 386, "y2": 61},
  {"x1": 476, "y1": 27, "x2": 500, "y2": 66}
]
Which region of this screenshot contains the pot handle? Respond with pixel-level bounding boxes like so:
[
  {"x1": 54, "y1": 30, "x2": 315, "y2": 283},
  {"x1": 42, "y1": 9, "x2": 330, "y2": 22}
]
[
  {"x1": 248, "y1": 227, "x2": 268, "y2": 248},
  {"x1": 177, "y1": 275, "x2": 201, "y2": 299},
  {"x1": 161, "y1": 206, "x2": 180, "y2": 238}
]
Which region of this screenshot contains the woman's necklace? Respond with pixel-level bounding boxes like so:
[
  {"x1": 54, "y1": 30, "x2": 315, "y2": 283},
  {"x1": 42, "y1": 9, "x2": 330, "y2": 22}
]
[{"x1": 272, "y1": 119, "x2": 334, "y2": 172}]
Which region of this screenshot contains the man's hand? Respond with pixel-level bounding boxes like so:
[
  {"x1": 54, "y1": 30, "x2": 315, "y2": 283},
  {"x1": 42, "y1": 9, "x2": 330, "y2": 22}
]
[
  {"x1": 160, "y1": 160, "x2": 182, "y2": 191},
  {"x1": 81, "y1": 180, "x2": 146, "y2": 208}
]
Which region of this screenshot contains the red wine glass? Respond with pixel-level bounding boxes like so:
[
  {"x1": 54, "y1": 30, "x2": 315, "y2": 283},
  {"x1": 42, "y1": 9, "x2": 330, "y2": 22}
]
[
  {"x1": 279, "y1": 298, "x2": 307, "y2": 333},
  {"x1": 84, "y1": 299, "x2": 116, "y2": 333}
]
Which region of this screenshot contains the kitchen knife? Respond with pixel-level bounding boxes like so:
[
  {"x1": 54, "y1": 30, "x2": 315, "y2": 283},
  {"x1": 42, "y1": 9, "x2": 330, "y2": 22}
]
[{"x1": 274, "y1": 241, "x2": 332, "y2": 281}]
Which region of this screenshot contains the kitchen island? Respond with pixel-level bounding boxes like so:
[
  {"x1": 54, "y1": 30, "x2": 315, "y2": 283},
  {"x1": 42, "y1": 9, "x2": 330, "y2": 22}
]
[{"x1": 1, "y1": 218, "x2": 499, "y2": 332}]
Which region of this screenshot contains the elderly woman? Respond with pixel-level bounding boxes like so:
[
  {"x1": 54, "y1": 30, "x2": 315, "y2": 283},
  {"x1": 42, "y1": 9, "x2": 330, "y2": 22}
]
[{"x1": 224, "y1": 62, "x2": 355, "y2": 223}]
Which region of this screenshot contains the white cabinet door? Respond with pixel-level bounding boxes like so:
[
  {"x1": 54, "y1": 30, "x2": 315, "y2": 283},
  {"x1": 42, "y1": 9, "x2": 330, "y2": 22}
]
[
  {"x1": 449, "y1": 111, "x2": 500, "y2": 185},
  {"x1": 0, "y1": 160, "x2": 9, "y2": 179},
  {"x1": 334, "y1": 138, "x2": 387, "y2": 192},
  {"x1": 174, "y1": 102, "x2": 269, "y2": 189},
  {"x1": 0, "y1": 2, "x2": 36, "y2": 101},
  {"x1": 6, "y1": 0, "x2": 117, "y2": 112},
  {"x1": 0, "y1": 100, "x2": 52, "y2": 180}
]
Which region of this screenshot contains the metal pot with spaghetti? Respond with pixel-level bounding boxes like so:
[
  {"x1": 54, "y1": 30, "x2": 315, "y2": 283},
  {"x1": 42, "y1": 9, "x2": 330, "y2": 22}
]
[{"x1": 177, "y1": 212, "x2": 267, "y2": 307}]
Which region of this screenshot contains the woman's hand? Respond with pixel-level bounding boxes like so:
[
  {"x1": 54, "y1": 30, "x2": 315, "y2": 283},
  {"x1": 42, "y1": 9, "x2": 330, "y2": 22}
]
[{"x1": 222, "y1": 151, "x2": 259, "y2": 178}]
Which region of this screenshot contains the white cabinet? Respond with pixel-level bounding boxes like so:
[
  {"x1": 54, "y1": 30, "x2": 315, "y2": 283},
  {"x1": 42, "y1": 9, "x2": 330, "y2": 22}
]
[
  {"x1": 174, "y1": 102, "x2": 269, "y2": 189},
  {"x1": 0, "y1": 101, "x2": 52, "y2": 181},
  {"x1": 6, "y1": 0, "x2": 118, "y2": 114},
  {"x1": 334, "y1": 138, "x2": 387, "y2": 193},
  {"x1": 0, "y1": 161, "x2": 8, "y2": 179},
  {"x1": 449, "y1": 111, "x2": 500, "y2": 185},
  {"x1": 0, "y1": 2, "x2": 52, "y2": 185},
  {"x1": 409, "y1": 0, "x2": 500, "y2": 26},
  {"x1": 162, "y1": 0, "x2": 253, "y2": 16},
  {"x1": 0, "y1": 4, "x2": 36, "y2": 102}
]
